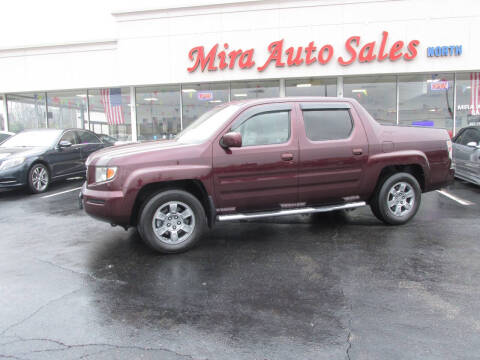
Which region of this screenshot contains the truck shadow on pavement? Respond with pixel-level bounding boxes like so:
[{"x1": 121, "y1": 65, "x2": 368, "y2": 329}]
[{"x1": 84, "y1": 210, "x2": 391, "y2": 353}]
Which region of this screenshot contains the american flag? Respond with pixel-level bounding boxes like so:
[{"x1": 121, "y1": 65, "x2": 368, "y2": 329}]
[
  {"x1": 100, "y1": 88, "x2": 125, "y2": 125},
  {"x1": 470, "y1": 72, "x2": 480, "y2": 115}
]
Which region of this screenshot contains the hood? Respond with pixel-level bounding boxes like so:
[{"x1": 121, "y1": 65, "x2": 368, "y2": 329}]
[
  {"x1": 0, "y1": 147, "x2": 47, "y2": 161},
  {"x1": 86, "y1": 140, "x2": 197, "y2": 166}
]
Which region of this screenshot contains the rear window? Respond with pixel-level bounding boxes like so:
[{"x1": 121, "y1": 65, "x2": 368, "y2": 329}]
[{"x1": 302, "y1": 109, "x2": 353, "y2": 141}]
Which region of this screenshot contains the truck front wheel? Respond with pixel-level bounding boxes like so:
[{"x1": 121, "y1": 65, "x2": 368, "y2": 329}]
[
  {"x1": 370, "y1": 172, "x2": 421, "y2": 225},
  {"x1": 138, "y1": 190, "x2": 207, "y2": 253}
]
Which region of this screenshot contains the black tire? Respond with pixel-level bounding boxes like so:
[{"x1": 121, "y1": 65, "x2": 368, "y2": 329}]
[
  {"x1": 370, "y1": 172, "x2": 421, "y2": 225},
  {"x1": 27, "y1": 163, "x2": 50, "y2": 194},
  {"x1": 138, "y1": 190, "x2": 207, "y2": 253}
]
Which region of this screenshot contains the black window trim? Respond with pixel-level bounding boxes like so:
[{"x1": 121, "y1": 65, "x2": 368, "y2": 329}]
[{"x1": 301, "y1": 107, "x2": 354, "y2": 142}]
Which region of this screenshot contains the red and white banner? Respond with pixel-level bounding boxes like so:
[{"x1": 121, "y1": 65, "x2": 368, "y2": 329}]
[{"x1": 470, "y1": 72, "x2": 480, "y2": 115}]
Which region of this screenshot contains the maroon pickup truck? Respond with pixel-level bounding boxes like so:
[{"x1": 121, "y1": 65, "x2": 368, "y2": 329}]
[{"x1": 81, "y1": 97, "x2": 454, "y2": 253}]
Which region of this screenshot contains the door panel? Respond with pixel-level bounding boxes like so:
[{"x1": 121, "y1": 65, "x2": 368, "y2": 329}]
[
  {"x1": 297, "y1": 102, "x2": 369, "y2": 205},
  {"x1": 48, "y1": 131, "x2": 83, "y2": 178},
  {"x1": 212, "y1": 104, "x2": 299, "y2": 213},
  {"x1": 453, "y1": 128, "x2": 480, "y2": 179},
  {"x1": 76, "y1": 130, "x2": 104, "y2": 170}
]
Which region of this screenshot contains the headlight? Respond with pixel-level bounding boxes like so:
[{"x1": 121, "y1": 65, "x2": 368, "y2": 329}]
[
  {"x1": 0, "y1": 157, "x2": 25, "y2": 171},
  {"x1": 95, "y1": 166, "x2": 117, "y2": 183}
]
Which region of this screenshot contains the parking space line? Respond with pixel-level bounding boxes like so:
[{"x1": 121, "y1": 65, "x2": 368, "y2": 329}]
[
  {"x1": 41, "y1": 187, "x2": 82, "y2": 199},
  {"x1": 436, "y1": 190, "x2": 474, "y2": 206}
]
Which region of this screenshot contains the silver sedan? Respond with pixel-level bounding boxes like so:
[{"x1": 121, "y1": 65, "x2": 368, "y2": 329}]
[{"x1": 452, "y1": 126, "x2": 480, "y2": 185}]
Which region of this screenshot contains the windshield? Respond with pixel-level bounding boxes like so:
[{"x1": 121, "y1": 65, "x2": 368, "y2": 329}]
[
  {"x1": 176, "y1": 105, "x2": 240, "y2": 144},
  {"x1": 1, "y1": 131, "x2": 61, "y2": 148}
]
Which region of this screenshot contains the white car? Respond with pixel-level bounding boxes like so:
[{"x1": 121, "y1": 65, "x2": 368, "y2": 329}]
[{"x1": 0, "y1": 131, "x2": 14, "y2": 144}]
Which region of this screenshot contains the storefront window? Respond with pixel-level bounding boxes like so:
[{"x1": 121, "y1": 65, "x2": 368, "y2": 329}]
[
  {"x1": 230, "y1": 80, "x2": 279, "y2": 100},
  {"x1": 87, "y1": 88, "x2": 131, "y2": 141},
  {"x1": 136, "y1": 85, "x2": 180, "y2": 141},
  {"x1": 455, "y1": 72, "x2": 480, "y2": 134},
  {"x1": 0, "y1": 98, "x2": 5, "y2": 131},
  {"x1": 7, "y1": 93, "x2": 46, "y2": 132},
  {"x1": 285, "y1": 78, "x2": 336, "y2": 97},
  {"x1": 47, "y1": 90, "x2": 87, "y2": 130},
  {"x1": 182, "y1": 83, "x2": 229, "y2": 129},
  {"x1": 344, "y1": 75, "x2": 397, "y2": 125},
  {"x1": 399, "y1": 73, "x2": 454, "y2": 134}
]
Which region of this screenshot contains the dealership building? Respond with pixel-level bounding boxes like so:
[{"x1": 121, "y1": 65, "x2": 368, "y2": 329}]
[{"x1": 0, "y1": 0, "x2": 479, "y2": 142}]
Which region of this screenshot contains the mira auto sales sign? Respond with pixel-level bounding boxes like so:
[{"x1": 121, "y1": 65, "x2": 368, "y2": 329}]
[{"x1": 187, "y1": 31, "x2": 420, "y2": 72}]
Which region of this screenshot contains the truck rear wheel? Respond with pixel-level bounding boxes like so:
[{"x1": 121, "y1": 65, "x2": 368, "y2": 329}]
[
  {"x1": 138, "y1": 190, "x2": 207, "y2": 253},
  {"x1": 370, "y1": 172, "x2": 421, "y2": 225}
]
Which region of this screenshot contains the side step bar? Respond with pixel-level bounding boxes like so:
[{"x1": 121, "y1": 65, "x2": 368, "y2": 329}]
[{"x1": 216, "y1": 201, "x2": 366, "y2": 222}]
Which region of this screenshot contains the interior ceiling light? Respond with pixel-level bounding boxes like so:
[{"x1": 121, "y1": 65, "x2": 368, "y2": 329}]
[
  {"x1": 233, "y1": 93, "x2": 248, "y2": 97},
  {"x1": 182, "y1": 89, "x2": 197, "y2": 93},
  {"x1": 209, "y1": 100, "x2": 222, "y2": 103},
  {"x1": 296, "y1": 83, "x2": 312, "y2": 87},
  {"x1": 144, "y1": 97, "x2": 158, "y2": 101}
]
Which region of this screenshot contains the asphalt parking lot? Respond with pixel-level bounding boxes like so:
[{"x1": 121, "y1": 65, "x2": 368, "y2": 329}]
[{"x1": 1, "y1": 179, "x2": 480, "y2": 360}]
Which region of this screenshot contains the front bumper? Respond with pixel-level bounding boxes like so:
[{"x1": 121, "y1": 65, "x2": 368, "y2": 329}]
[
  {"x1": 80, "y1": 182, "x2": 130, "y2": 225},
  {"x1": 0, "y1": 165, "x2": 28, "y2": 189}
]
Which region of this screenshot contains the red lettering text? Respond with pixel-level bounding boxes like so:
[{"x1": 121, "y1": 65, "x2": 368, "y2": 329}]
[
  {"x1": 404, "y1": 40, "x2": 419, "y2": 60},
  {"x1": 318, "y1": 44, "x2": 333, "y2": 64},
  {"x1": 338, "y1": 36, "x2": 359, "y2": 66},
  {"x1": 187, "y1": 44, "x2": 218, "y2": 72},
  {"x1": 257, "y1": 40, "x2": 285, "y2": 72}
]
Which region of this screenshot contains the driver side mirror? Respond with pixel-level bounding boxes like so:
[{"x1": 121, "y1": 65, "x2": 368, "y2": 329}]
[
  {"x1": 58, "y1": 140, "x2": 72, "y2": 149},
  {"x1": 221, "y1": 132, "x2": 242, "y2": 148},
  {"x1": 466, "y1": 141, "x2": 480, "y2": 148}
]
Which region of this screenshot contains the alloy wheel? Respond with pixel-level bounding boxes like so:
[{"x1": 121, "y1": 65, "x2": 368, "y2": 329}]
[
  {"x1": 387, "y1": 181, "x2": 415, "y2": 217},
  {"x1": 151, "y1": 201, "x2": 196, "y2": 244},
  {"x1": 31, "y1": 166, "x2": 49, "y2": 192}
]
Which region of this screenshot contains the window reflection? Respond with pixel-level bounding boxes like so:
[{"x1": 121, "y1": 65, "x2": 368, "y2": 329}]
[
  {"x1": 182, "y1": 83, "x2": 229, "y2": 129},
  {"x1": 344, "y1": 75, "x2": 397, "y2": 125},
  {"x1": 7, "y1": 93, "x2": 46, "y2": 132},
  {"x1": 285, "y1": 78, "x2": 336, "y2": 97},
  {"x1": 230, "y1": 80, "x2": 279, "y2": 100},
  {"x1": 47, "y1": 90, "x2": 87, "y2": 130},
  {"x1": 455, "y1": 72, "x2": 480, "y2": 133},
  {"x1": 88, "y1": 88, "x2": 131, "y2": 142},
  {"x1": 399, "y1": 73, "x2": 454, "y2": 134},
  {"x1": 136, "y1": 85, "x2": 181, "y2": 141}
]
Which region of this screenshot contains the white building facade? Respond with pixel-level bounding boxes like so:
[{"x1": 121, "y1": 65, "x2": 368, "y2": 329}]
[{"x1": 0, "y1": 0, "x2": 479, "y2": 141}]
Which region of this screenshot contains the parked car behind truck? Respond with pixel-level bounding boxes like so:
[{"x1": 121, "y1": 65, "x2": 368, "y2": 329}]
[
  {"x1": 452, "y1": 126, "x2": 480, "y2": 185},
  {"x1": 81, "y1": 97, "x2": 454, "y2": 253},
  {"x1": 0, "y1": 128, "x2": 111, "y2": 193}
]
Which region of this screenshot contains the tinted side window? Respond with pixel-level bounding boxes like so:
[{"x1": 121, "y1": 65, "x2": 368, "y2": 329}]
[
  {"x1": 232, "y1": 111, "x2": 290, "y2": 147},
  {"x1": 459, "y1": 129, "x2": 480, "y2": 145},
  {"x1": 302, "y1": 109, "x2": 353, "y2": 141},
  {"x1": 77, "y1": 131, "x2": 101, "y2": 144},
  {"x1": 59, "y1": 131, "x2": 77, "y2": 145}
]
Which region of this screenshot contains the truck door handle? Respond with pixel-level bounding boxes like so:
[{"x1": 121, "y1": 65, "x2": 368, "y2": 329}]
[
  {"x1": 281, "y1": 153, "x2": 294, "y2": 161},
  {"x1": 353, "y1": 148, "x2": 363, "y2": 155}
]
